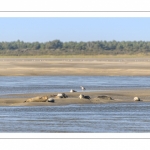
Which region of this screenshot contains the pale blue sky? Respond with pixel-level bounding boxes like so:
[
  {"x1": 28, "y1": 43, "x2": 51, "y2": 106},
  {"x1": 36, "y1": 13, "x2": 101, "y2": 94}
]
[{"x1": 1, "y1": 17, "x2": 150, "y2": 42}]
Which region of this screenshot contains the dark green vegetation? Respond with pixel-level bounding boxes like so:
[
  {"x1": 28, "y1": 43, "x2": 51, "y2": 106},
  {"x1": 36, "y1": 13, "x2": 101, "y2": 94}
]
[{"x1": 0, "y1": 40, "x2": 150, "y2": 56}]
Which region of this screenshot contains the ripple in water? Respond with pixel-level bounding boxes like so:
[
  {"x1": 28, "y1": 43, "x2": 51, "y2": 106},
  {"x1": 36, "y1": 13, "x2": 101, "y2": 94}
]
[
  {"x1": 1, "y1": 76, "x2": 150, "y2": 95},
  {"x1": 0, "y1": 102, "x2": 150, "y2": 132}
]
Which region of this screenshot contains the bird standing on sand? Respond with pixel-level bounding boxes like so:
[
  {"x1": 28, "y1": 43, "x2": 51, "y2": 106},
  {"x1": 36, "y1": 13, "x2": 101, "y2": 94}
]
[{"x1": 80, "y1": 86, "x2": 86, "y2": 90}]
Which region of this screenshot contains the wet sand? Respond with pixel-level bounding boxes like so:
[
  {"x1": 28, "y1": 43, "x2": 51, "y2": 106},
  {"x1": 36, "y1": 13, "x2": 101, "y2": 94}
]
[
  {"x1": 1, "y1": 58, "x2": 150, "y2": 106},
  {"x1": 0, "y1": 89, "x2": 150, "y2": 106}
]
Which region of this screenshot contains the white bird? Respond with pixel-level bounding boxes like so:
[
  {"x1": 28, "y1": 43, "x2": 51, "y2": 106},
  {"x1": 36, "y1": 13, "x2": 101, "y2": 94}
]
[{"x1": 80, "y1": 86, "x2": 86, "y2": 90}]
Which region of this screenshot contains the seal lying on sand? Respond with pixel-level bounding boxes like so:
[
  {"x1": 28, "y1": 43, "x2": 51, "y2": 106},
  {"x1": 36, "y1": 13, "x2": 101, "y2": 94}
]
[
  {"x1": 70, "y1": 89, "x2": 77, "y2": 93},
  {"x1": 56, "y1": 93, "x2": 68, "y2": 98},
  {"x1": 97, "y1": 95, "x2": 113, "y2": 100},
  {"x1": 79, "y1": 94, "x2": 90, "y2": 99},
  {"x1": 91, "y1": 95, "x2": 114, "y2": 103},
  {"x1": 47, "y1": 98, "x2": 55, "y2": 103},
  {"x1": 25, "y1": 96, "x2": 48, "y2": 102},
  {"x1": 133, "y1": 97, "x2": 141, "y2": 101}
]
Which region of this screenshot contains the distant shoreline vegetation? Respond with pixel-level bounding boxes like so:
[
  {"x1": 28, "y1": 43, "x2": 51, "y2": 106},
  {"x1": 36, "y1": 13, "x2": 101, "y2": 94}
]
[{"x1": 0, "y1": 40, "x2": 150, "y2": 56}]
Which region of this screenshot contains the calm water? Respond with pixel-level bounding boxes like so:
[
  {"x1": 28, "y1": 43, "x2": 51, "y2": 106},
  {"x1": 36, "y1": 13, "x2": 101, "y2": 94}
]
[
  {"x1": 0, "y1": 103, "x2": 150, "y2": 133},
  {"x1": 1, "y1": 76, "x2": 150, "y2": 96},
  {"x1": 1, "y1": 76, "x2": 150, "y2": 133}
]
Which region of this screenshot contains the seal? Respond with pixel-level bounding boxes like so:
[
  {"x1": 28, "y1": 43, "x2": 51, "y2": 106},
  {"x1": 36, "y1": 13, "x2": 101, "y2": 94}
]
[
  {"x1": 47, "y1": 98, "x2": 55, "y2": 103},
  {"x1": 25, "y1": 96, "x2": 48, "y2": 102},
  {"x1": 79, "y1": 94, "x2": 85, "y2": 99},
  {"x1": 70, "y1": 89, "x2": 77, "y2": 92},
  {"x1": 79, "y1": 94, "x2": 90, "y2": 99},
  {"x1": 134, "y1": 97, "x2": 141, "y2": 101},
  {"x1": 56, "y1": 93, "x2": 68, "y2": 98}
]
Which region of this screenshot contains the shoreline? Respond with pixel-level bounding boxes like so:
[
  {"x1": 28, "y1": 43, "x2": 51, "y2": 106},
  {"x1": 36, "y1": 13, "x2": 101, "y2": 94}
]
[
  {"x1": 0, "y1": 89, "x2": 150, "y2": 106},
  {"x1": 1, "y1": 58, "x2": 150, "y2": 106},
  {"x1": 1, "y1": 58, "x2": 150, "y2": 76}
]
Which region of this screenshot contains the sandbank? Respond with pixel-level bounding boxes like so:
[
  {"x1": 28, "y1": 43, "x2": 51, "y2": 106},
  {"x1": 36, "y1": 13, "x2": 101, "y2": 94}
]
[
  {"x1": 1, "y1": 58, "x2": 150, "y2": 76},
  {"x1": 0, "y1": 89, "x2": 150, "y2": 106},
  {"x1": 1, "y1": 58, "x2": 150, "y2": 106}
]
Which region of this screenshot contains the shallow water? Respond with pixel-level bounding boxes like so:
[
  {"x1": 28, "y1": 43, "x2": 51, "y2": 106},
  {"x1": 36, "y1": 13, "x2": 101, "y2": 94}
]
[
  {"x1": 1, "y1": 76, "x2": 150, "y2": 133},
  {"x1": 1, "y1": 76, "x2": 150, "y2": 96},
  {"x1": 0, "y1": 102, "x2": 150, "y2": 133}
]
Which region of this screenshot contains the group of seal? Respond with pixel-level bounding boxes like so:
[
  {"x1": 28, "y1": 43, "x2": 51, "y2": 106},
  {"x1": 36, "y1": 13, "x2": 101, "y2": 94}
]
[
  {"x1": 71, "y1": 86, "x2": 90, "y2": 99},
  {"x1": 25, "y1": 86, "x2": 87, "y2": 103},
  {"x1": 25, "y1": 86, "x2": 142, "y2": 103}
]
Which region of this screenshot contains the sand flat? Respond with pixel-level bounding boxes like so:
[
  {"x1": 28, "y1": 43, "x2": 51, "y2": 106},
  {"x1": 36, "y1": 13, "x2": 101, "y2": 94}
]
[
  {"x1": 1, "y1": 58, "x2": 150, "y2": 76},
  {"x1": 0, "y1": 89, "x2": 150, "y2": 106},
  {"x1": 1, "y1": 58, "x2": 150, "y2": 106}
]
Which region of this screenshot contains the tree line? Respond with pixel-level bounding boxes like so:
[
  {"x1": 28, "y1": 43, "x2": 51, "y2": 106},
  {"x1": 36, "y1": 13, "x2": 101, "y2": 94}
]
[{"x1": 0, "y1": 40, "x2": 150, "y2": 55}]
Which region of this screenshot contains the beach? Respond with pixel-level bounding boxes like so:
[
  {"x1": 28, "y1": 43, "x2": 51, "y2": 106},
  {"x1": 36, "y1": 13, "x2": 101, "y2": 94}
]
[{"x1": 1, "y1": 58, "x2": 150, "y2": 106}]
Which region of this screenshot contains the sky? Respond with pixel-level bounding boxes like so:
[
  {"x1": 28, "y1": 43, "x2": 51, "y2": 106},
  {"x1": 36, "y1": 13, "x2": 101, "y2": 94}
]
[{"x1": 1, "y1": 17, "x2": 150, "y2": 43}]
